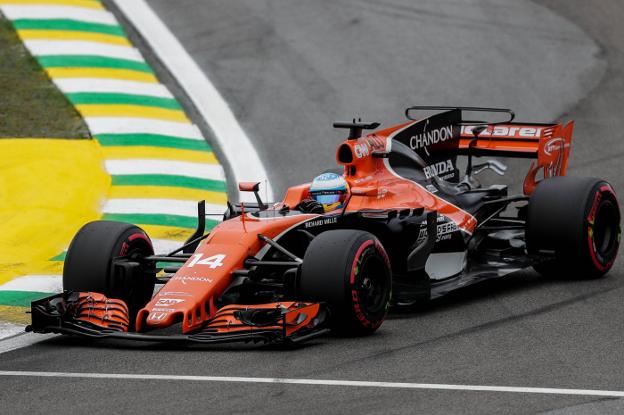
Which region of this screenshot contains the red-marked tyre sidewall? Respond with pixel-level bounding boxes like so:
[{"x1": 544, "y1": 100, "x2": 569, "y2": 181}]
[
  {"x1": 348, "y1": 239, "x2": 392, "y2": 332},
  {"x1": 299, "y1": 230, "x2": 392, "y2": 336},
  {"x1": 585, "y1": 184, "x2": 620, "y2": 273}
]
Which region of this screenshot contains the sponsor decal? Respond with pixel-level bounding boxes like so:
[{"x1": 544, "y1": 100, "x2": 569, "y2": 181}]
[
  {"x1": 314, "y1": 172, "x2": 342, "y2": 182},
  {"x1": 365, "y1": 135, "x2": 386, "y2": 151},
  {"x1": 543, "y1": 137, "x2": 569, "y2": 156},
  {"x1": 409, "y1": 125, "x2": 453, "y2": 151},
  {"x1": 423, "y1": 159, "x2": 455, "y2": 179},
  {"x1": 587, "y1": 185, "x2": 618, "y2": 271},
  {"x1": 305, "y1": 216, "x2": 338, "y2": 228},
  {"x1": 544, "y1": 162, "x2": 560, "y2": 177},
  {"x1": 394, "y1": 109, "x2": 459, "y2": 157},
  {"x1": 461, "y1": 125, "x2": 542, "y2": 138},
  {"x1": 158, "y1": 292, "x2": 193, "y2": 297},
  {"x1": 172, "y1": 275, "x2": 214, "y2": 285},
  {"x1": 187, "y1": 253, "x2": 226, "y2": 269},
  {"x1": 540, "y1": 137, "x2": 569, "y2": 177},
  {"x1": 354, "y1": 143, "x2": 370, "y2": 158},
  {"x1": 155, "y1": 298, "x2": 184, "y2": 307},
  {"x1": 425, "y1": 184, "x2": 438, "y2": 194},
  {"x1": 393, "y1": 109, "x2": 460, "y2": 181},
  {"x1": 152, "y1": 308, "x2": 176, "y2": 312},
  {"x1": 439, "y1": 171, "x2": 456, "y2": 181},
  {"x1": 119, "y1": 242, "x2": 129, "y2": 256},
  {"x1": 417, "y1": 221, "x2": 459, "y2": 243},
  {"x1": 353, "y1": 175, "x2": 373, "y2": 184},
  {"x1": 377, "y1": 188, "x2": 388, "y2": 199},
  {"x1": 148, "y1": 312, "x2": 167, "y2": 321}
]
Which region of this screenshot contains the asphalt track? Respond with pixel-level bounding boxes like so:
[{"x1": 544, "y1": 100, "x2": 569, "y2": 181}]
[{"x1": 2, "y1": 1, "x2": 624, "y2": 414}]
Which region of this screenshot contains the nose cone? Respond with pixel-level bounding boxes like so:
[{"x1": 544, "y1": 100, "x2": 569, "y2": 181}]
[
  {"x1": 137, "y1": 243, "x2": 248, "y2": 333},
  {"x1": 135, "y1": 211, "x2": 321, "y2": 333}
]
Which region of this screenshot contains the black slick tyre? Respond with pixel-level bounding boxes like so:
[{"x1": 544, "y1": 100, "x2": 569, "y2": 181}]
[
  {"x1": 298, "y1": 230, "x2": 392, "y2": 335},
  {"x1": 63, "y1": 220, "x2": 156, "y2": 319},
  {"x1": 526, "y1": 176, "x2": 620, "y2": 278}
]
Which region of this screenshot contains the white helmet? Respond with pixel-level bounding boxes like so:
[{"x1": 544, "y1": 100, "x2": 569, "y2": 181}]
[{"x1": 309, "y1": 173, "x2": 348, "y2": 213}]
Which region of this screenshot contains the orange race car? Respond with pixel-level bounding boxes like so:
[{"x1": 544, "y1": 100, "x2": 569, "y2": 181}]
[{"x1": 28, "y1": 107, "x2": 621, "y2": 345}]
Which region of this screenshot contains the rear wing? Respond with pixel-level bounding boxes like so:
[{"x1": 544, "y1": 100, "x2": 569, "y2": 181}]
[
  {"x1": 458, "y1": 123, "x2": 567, "y2": 158},
  {"x1": 402, "y1": 106, "x2": 573, "y2": 195},
  {"x1": 459, "y1": 122, "x2": 573, "y2": 194}
]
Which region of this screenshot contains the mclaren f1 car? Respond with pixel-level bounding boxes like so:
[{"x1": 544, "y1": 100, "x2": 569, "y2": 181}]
[{"x1": 28, "y1": 106, "x2": 621, "y2": 345}]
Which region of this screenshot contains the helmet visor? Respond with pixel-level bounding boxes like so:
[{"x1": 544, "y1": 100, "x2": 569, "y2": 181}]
[{"x1": 313, "y1": 193, "x2": 342, "y2": 205}]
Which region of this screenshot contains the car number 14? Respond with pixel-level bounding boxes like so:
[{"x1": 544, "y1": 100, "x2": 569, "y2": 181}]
[{"x1": 186, "y1": 253, "x2": 226, "y2": 269}]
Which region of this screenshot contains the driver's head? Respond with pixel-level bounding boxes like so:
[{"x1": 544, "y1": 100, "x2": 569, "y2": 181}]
[{"x1": 309, "y1": 172, "x2": 348, "y2": 213}]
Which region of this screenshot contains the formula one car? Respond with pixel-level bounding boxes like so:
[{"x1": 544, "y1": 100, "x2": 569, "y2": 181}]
[{"x1": 28, "y1": 106, "x2": 621, "y2": 345}]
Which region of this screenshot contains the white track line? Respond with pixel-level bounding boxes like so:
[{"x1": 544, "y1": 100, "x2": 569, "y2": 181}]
[
  {"x1": 113, "y1": 0, "x2": 274, "y2": 201},
  {"x1": 85, "y1": 117, "x2": 202, "y2": 139},
  {"x1": 0, "y1": 5, "x2": 117, "y2": 25},
  {"x1": 0, "y1": 323, "x2": 24, "y2": 340},
  {"x1": 104, "y1": 159, "x2": 225, "y2": 181},
  {"x1": 0, "y1": 335, "x2": 56, "y2": 355},
  {"x1": 103, "y1": 198, "x2": 225, "y2": 217},
  {"x1": 0, "y1": 371, "x2": 623, "y2": 398},
  {"x1": 54, "y1": 78, "x2": 173, "y2": 98},
  {"x1": 0, "y1": 275, "x2": 62, "y2": 293},
  {"x1": 25, "y1": 40, "x2": 144, "y2": 62}
]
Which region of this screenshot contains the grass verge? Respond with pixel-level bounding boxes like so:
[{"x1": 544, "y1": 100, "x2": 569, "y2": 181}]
[{"x1": 0, "y1": 15, "x2": 89, "y2": 138}]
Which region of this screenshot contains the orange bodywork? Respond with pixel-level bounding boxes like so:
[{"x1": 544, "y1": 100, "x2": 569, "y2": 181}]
[
  {"x1": 136, "y1": 212, "x2": 318, "y2": 333},
  {"x1": 337, "y1": 127, "x2": 477, "y2": 233},
  {"x1": 522, "y1": 122, "x2": 574, "y2": 194}
]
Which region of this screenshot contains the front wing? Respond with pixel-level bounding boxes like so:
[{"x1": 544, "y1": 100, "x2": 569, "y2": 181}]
[{"x1": 27, "y1": 292, "x2": 330, "y2": 346}]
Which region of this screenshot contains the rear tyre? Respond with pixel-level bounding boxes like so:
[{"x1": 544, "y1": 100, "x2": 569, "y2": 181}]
[
  {"x1": 298, "y1": 230, "x2": 392, "y2": 335},
  {"x1": 63, "y1": 221, "x2": 156, "y2": 320},
  {"x1": 526, "y1": 177, "x2": 621, "y2": 279}
]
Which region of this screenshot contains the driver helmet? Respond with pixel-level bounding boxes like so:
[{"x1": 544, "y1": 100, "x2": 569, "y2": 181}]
[{"x1": 309, "y1": 172, "x2": 349, "y2": 213}]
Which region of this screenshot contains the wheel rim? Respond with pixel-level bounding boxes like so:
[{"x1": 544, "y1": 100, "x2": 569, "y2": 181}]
[
  {"x1": 357, "y1": 254, "x2": 390, "y2": 318},
  {"x1": 593, "y1": 199, "x2": 620, "y2": 259}
]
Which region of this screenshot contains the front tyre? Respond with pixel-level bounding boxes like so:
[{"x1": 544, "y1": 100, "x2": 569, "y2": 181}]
[
  {"x1": 527, "y1": 177, "x2": 621, "y2": 278},
  {"x1": 63, "y1": 221, "x2": 156, "y2": 320},
  {"x1": 298, "y1": 230, "x2": 392, "y2": 335}
]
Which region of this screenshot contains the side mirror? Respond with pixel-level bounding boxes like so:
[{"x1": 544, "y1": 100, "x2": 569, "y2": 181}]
[
  {"x1": 238, "y1": 181, "x2": 267, "y2": 210},
  {"x1": 239, "y1": 182, "x2": 261, "y2": 192}
]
